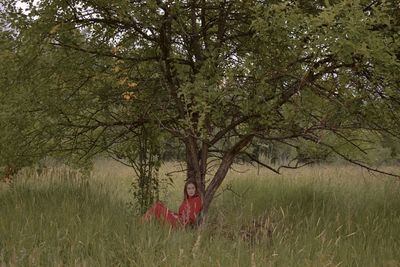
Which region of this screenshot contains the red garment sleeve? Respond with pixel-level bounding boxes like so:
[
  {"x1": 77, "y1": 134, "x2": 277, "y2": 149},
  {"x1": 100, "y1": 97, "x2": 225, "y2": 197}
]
[
  {"x1": 188, "y1": 196, "x2": 202, "y2": 223},
  {"x1": 178, "y1": 196, "x2": 202, "y2": 225}
]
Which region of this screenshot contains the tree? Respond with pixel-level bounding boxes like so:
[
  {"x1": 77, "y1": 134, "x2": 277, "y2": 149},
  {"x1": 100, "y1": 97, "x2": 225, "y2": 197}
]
[
  {"x1": 0, "y1": 15, "x2": 51, "y2": 182},
  {"x1": 2, "y1": 0, "x2": 399, "y2": 218},
  {"x1": 111, "y1": 123, "x2": 164, "y2": 214}
]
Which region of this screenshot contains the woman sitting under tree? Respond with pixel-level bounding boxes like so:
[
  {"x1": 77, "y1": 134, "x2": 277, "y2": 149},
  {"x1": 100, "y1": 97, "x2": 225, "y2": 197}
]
[{"x1": 141, "y1": 180, "x2": 202, "y2": 227}]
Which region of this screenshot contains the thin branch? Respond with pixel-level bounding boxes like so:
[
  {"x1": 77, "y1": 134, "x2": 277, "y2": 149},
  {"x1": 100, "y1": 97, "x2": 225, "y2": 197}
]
[
  {"x1": 242, "y1": 152, "x2": 280, "y2": 174},
  {"x1": 50, "y1": 42, "x2": 160, "y2": 62},
  {"x1": 303, "y1": 135, "x2": 400, "y2": 179},
  {"x1": 209, "y1": 115, "x2": 254, "y2": 146},
  {"x1": 164, "y1": 168, "x2": 187, "y2": 177},
  {"x1": 277, "y1": 161, "x2": 314, "y2": 172}
]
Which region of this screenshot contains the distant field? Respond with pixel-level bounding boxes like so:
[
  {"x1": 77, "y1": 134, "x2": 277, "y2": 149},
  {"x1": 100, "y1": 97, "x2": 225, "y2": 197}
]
[{"x1": 1, "y1": 160, "x2": 400, "y2": 266}]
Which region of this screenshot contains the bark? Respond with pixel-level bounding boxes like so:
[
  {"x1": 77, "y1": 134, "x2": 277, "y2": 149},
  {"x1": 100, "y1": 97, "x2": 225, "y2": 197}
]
[
  {"x1": 185, "y1": 135, "x2": 205, "y2": 198},
  {"x1": 198, "y1": 135, "x2": 254, "y2": 221},
  {"x1": 199, "y1": 140, "x2": 208, "y2": 193}
]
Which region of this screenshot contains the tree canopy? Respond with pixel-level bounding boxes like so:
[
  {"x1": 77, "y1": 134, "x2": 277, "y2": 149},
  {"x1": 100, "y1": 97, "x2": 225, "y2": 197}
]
[{"x1": 1, "y1": 0, "x2": 399, "y2": 214}]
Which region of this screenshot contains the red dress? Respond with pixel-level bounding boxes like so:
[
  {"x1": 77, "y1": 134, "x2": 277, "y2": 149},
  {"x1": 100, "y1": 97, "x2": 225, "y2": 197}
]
[{"x1": 142, "y1": 195, "x2": 202, "y2": 227}]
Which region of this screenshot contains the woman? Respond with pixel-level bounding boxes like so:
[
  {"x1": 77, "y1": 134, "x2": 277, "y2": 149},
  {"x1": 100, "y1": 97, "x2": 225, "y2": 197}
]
[{"x1": 141, "y1": 180, "x2": 202, "y2": 227}]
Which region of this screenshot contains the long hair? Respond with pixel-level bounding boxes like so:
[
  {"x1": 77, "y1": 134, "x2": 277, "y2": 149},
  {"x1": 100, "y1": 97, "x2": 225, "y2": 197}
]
[{"x1": 183, "y1": 180, "x2": 198, "y2": 200}]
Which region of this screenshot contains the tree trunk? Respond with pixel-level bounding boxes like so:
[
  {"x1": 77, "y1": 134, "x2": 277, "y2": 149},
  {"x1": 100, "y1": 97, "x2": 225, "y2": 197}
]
[
  {"x1": 185, "y1": 136, "x2": 206, "y2": 198},
  {"x1": 202, "y1": 155, "x2": 234, "y2": 215},
  {"x1": 193, "y1": 135, "x2": 254, "y2": 224},
  {"x1": 186, "y1": 145, "x2": 195, "y2": 181}
]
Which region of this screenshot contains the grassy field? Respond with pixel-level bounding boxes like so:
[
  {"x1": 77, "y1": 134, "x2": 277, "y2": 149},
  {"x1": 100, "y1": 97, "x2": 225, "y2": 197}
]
[{"x1": 1, "y1": 160, "x2": 400, "y2": 266}]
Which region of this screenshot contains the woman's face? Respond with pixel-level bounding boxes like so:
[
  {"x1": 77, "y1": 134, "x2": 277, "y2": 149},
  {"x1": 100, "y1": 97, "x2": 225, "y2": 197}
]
[{"x1": 186, "y1": 183, "x2": 196, "y2": 197}]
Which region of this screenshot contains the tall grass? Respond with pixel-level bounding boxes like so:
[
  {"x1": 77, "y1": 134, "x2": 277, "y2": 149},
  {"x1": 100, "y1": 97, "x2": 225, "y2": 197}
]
[{"x1": 1, "y1": 161, "x2": 399, "y2": 266}]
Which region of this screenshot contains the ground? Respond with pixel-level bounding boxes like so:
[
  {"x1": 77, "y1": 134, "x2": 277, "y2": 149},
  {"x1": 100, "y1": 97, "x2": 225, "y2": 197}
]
[{"x1": 0, "y1": 160, "x2": 399, "y2": 266}]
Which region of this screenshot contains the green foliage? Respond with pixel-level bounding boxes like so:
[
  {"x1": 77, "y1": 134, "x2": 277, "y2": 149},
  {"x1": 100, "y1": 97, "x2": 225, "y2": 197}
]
[
  {"x1": 113, "y1": 124, "x2": 164, "y2": 214},
  {"x1": 0, "y1": 26, "x2": 47, "y2": 177}
]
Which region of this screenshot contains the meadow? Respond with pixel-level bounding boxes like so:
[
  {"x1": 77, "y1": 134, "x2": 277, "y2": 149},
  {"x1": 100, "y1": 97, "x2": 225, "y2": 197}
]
[{"x1": 1, "y1": 160, "x2": 400, "y2": 266}]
